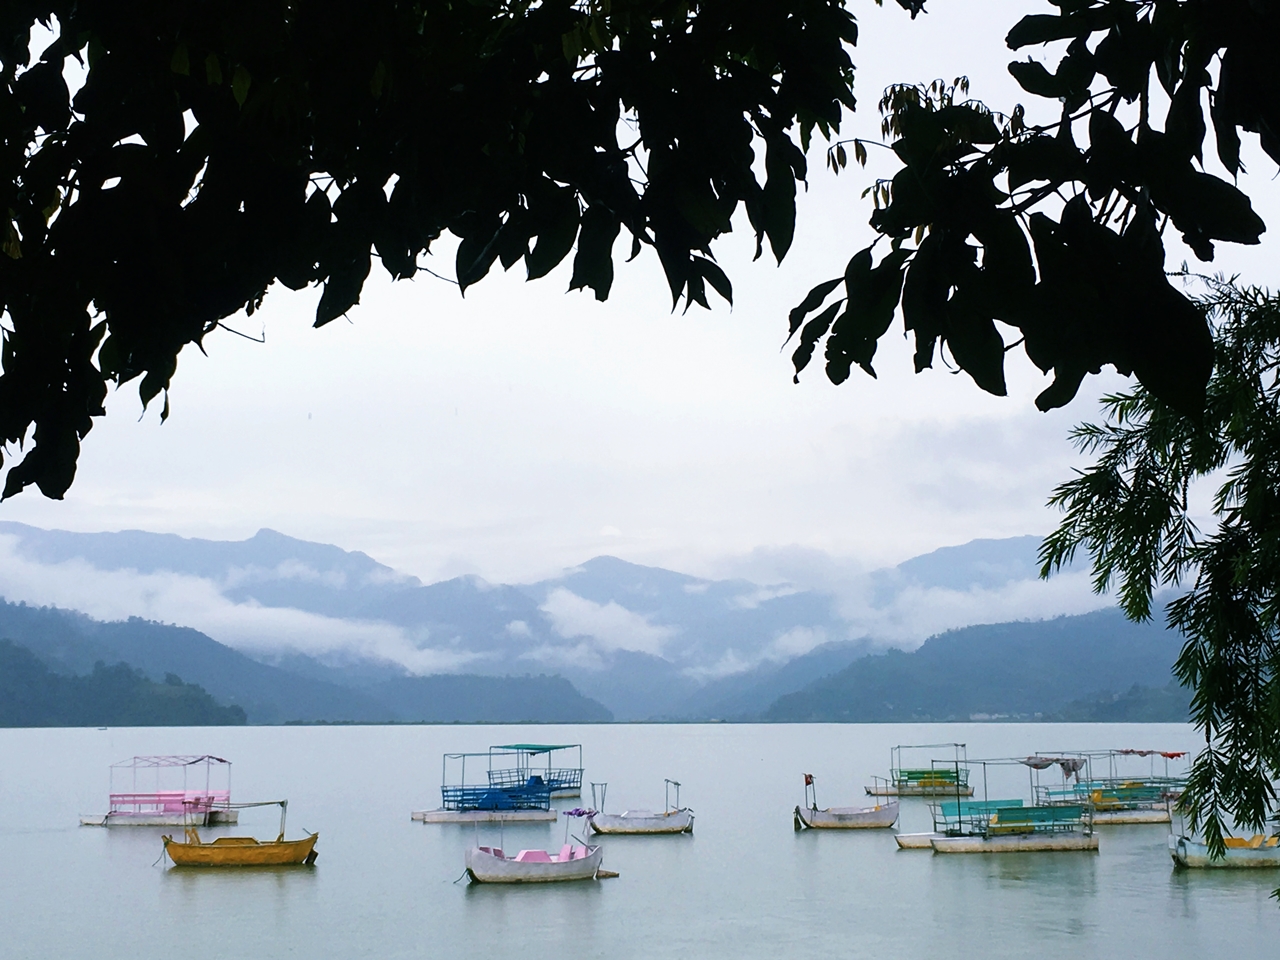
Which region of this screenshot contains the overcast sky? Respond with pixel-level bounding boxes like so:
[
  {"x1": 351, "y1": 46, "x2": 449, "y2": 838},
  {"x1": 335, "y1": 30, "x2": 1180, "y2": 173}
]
[{"x1": 4, "y1": 1, "x2": 1278, "y2": 588}]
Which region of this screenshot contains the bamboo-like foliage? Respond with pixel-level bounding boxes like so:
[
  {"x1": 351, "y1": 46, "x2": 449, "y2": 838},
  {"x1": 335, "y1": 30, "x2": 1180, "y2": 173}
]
[{"x1": 1041, "y1": 280, "x2": 1280, "y2": 869}]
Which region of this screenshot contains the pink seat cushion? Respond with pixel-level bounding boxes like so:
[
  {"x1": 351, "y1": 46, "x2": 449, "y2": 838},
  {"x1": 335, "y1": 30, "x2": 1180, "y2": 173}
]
[
  {"x1": 515, "y1": 849, "x2": 552, "y2": 862},
  {"x1": 558, "y1": 844, "x2": 573, "y2": 862},
  {"x1": 571, "y1": 845, "x2": 589, "y2": 860}
]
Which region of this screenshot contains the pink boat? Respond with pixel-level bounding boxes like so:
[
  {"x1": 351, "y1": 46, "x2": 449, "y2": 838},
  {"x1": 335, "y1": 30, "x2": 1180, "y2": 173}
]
[{"x1": 80, "y1": 756, "x2": 238, "y2": 827}]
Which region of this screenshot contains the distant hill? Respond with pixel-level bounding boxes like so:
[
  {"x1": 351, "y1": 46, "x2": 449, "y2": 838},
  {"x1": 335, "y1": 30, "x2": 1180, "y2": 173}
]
[
  {"x1": 375, "y1": 674, "x2": 611, "y2": 723},
  {"x1": 0, "y1": 522, "x2": 1117, "y2": 719},
  {"x1": 764, "y1": 608, "x2": 1184, "y2": 722},
  {"x1": 0, "y1": 601, "x2": 611, "y2": 724},
  {"x1": 0, "y1": 641, "x2": 246, "y2": 726},
  {"x1": 675, "y1": 641, "x2": 869, "y2": 720},
  {"x1": 1050, "y1": 682, "x2": 1192, "y2": 722}
]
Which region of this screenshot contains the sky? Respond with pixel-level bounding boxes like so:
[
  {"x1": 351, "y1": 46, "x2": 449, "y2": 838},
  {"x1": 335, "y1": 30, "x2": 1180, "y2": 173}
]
[{"x1": 5, "y1": 0, "x2": 1279, "y2": 591}]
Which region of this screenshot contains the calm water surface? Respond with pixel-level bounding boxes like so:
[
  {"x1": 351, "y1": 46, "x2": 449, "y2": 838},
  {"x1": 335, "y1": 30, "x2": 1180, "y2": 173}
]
[{"x1": 0, "y1": 723, "x2": 1275, "y2": 959}]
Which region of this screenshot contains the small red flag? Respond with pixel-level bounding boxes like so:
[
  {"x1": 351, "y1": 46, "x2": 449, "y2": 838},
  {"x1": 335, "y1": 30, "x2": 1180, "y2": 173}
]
[{"x1": 803, "y1": 774, "x2": 814, "y2": 786}]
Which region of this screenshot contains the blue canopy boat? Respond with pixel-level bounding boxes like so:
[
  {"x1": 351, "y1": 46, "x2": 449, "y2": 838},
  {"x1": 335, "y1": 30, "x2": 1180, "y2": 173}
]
[{"x1": 412, "y1": 750, "x2": 557, "y2": 823}]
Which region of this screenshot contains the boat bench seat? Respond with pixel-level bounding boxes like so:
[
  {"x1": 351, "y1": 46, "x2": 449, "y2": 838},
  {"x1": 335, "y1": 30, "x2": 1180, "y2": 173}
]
[
  {"x1": 515, "y1": 849, "x2": 552, "y2": 862},
  {"x1": 1224, "y1": 835, "x2": 1271, "y2": 849},
  {"x1": 988, "y1": 805, "x2": 1083, "y2": 835}
]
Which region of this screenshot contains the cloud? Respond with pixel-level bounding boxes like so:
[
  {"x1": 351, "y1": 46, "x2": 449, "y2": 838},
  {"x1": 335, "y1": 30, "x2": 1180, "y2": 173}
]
[
  {"x1": 224, "y1": 560, "x2": 348, "y2": 590},
  {"x1": 0, "y1": 536, "x2": 479, "y2": 675},
  {"x1": 505, "y1": 619, "x2": 531, "y2": 637},
  {"x1": 730, "y1": 584, "x2": 802, "y2": 610},
  {"x1": 539, "y1": 587, "x2": 677, "y2": 656},
  {"x1": 839, "y1": 569, "x2": 1110, "y2": 649},
  {"x1": 769, "y1": 625, "x2": 829, "y2": 658}
]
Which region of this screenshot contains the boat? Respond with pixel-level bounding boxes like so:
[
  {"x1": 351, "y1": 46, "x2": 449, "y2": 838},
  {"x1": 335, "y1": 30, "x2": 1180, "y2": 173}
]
[
  {"x1": 865, "y1": 744, "x2": 974, "y2": 797},
  {"x1": 1169, "y1": 834, "x2": 1280, "y2": 868},
  {"x1": 794, "y1": 774, "x2": 898, "y2": 829},
  {"x1": 413, "y1": 749, "x2": 557, "y2": 823},
  {"x1": 587, "y1": 780, "x2": 694, "y2": 835},
  {"x1": 163, "y1": 829, "x2": 319, "y2": 866},
  {"x1": 162, "y1": 801, "x2": 318, "y2": 867},
  {"x1": 795, "y1": 802, "x2": 899, "y2": 830},
  {"x1": 927, "y1": 797, "x2": 1098, "y2": 854},
  {"x1": 80, "y1": 755, "x2": 238, "y2": 827},
  {"x1": 464, "y1": 843, "x2": 603, "y2": 883},
  {"x1": 1033, "y1": 749, "x2": 1188, "y2": 824}
]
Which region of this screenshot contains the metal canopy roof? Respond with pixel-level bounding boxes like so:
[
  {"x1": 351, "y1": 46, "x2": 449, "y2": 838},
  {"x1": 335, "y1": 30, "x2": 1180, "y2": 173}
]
[{"x1": 492, "y1": 744, "x2": 579, "y2": 753}]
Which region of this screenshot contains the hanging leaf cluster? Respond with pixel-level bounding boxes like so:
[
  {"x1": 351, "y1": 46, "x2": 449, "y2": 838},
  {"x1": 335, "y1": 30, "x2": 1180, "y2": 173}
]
[
  {"x1": 790, "y1": 0, "x2": 1275, "y2": 417},
  {"x1": 1040, "y1": 280, "x2": 1280, "y2": 867},
  {"x1": 0, "y1": 0, "x2": 860, "y2": 498}
]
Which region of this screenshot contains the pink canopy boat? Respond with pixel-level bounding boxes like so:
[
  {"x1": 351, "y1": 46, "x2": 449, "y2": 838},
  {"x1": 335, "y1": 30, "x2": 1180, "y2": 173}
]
[{"x1": 80, "y1": 755, "x2": 238, "y2": 827}]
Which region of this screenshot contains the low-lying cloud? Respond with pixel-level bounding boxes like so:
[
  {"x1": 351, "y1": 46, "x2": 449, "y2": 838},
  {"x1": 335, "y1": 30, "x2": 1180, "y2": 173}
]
[
  {"x1": 539, "y1": 587, "x2": 677, "y2": 656},
  {"x1": 0, "y1": 535, "x2": 478, "y2": 675}
]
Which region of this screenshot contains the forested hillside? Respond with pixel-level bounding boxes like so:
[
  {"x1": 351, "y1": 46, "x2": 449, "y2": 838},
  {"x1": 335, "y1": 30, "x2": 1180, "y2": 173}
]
[
  {"x1": 0, "y1": 641, "x2": 246, "y2": 726},
  {"x1": 764, "y1": 608, "x2": 1187, "y2": 722}
]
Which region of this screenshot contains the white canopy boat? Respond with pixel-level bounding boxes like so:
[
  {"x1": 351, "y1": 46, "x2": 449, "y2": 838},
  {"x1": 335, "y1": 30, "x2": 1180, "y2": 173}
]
[
  {"x1": 793, "y1": 774, "x2": 899, "y2": 830},
  {"x1": 1169, "y1": 834, "x2": 1280, "y2": 868},
  {"x1": 586, "y1": 780, "x2": 694, "y2": 835},
  {"x1": 464, "y1": 843, "x2": 603, "y2": 883}
]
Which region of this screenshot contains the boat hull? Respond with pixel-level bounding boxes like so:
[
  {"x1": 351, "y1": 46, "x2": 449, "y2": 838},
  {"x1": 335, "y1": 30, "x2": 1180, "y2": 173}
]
[
  {"x1": 895, "y1": 832, "x2": 941, "y2": 849},
  {"x1": 163, "y1": 832, "x2": 318, "y2": 866},
  {"x1": 589, "y1": 810, "x2": 693, "y2": 834},
  {"x1": 82, "y1": 809, "x2": 239, "y2": 827},
  {"x1": 866, "y1": 785, "x2": 974, "y2": 798},
  {"x1": 1093, "y1": 809, "x2": 1170, "y2": 825},
  {"x1": 413, "y1": 808, "x2": 557, "y2": 823},
  {"x1": 1170, "y1": 836, "x2": 1280, "y2": 868},
  {"x1": 794, "y1": 802, "x2": 899, "y2": 830},
  {"x1": 931, "y1": 833, "x2": 1099, "y2": 854},
  {"x1": 464, "y1": 845, "x2": 603, "y2": 883}
]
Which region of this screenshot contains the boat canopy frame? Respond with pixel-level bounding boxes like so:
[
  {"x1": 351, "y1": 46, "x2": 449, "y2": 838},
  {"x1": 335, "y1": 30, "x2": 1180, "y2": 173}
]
[
  {"x1": 485, "y1": 744, "x2": 584, "y2": 796},
  {"x1": 108, "y1": 755, "x2": 232, "y2": 818},
  {"x1": 930, "y1": 756, "x2": 1095, "y2": 839},
  {"x1": 1031, "y1": 748, "x2": 1189, "y2": 811},
  {"x1": 870, "y1": 743, "x2": 971, "y2": 796}
]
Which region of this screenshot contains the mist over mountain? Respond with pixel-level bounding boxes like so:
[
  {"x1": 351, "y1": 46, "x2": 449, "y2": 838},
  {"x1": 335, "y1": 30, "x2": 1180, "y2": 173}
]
[{"x1": 0, "y1": 522, "x2": 1115, "y2": 720}]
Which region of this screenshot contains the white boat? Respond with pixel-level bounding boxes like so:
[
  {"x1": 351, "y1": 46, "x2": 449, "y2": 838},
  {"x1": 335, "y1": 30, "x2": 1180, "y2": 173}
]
[
  {"x1": 1169, "y1": 834, "x2": 1280, "y2": 868},
  {"x1": 589, "y1": 809, "x2": 694, "y2": 834},
  {"x1": 794, "y1": 773, "x2": 899, "y2": 830},
  {"x1": 794, "y1": 801, "x2": 899, "y2": 830},
  {"x1": 586, "y1": 779, "x2": 693, "y2": 835},
  {"x1": 464, "y1": 843, "x2": 603, "y2": 883}
]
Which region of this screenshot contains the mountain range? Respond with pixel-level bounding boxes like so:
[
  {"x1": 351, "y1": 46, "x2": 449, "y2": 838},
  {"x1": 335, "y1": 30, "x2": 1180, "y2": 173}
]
[{"x1": 0, "y1": 522, "x2": 1191, "y2": 723}]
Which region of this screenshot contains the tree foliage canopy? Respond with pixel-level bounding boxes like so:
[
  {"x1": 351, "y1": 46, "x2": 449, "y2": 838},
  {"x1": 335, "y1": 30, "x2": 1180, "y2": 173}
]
[
  {"x1": 790, "y1": 0, "x2": 1275, "y2": 419},
  {"x1": 1042, "y1": 280, "x2": 1280, "y2": 854},
  {"x1": 0, "y1": 0, "x2": 860, "y2": 497}
]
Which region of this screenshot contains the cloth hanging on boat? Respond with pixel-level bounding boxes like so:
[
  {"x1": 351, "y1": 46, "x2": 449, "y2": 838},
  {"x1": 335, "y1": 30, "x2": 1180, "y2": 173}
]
[
  {"x1": 803, "y1": 774, "x2": 814, "y2": 786},
  {"x1": 1022, "y1": 757, "x2": 1086, "y2": 780}
]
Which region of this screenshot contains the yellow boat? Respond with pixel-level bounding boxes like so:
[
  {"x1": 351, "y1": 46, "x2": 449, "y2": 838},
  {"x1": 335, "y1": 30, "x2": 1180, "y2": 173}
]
[
  {"x1": 163, "y1": 828, "x2": 319, "y2": 866},
  {"x1": 161, "y1": 799, "x2": 318, "y2": 866}
]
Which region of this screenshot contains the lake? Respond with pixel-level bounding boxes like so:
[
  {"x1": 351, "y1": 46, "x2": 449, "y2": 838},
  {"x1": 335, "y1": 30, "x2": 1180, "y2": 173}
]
[{"x1": 1, "y1": 722, "x2": 1275, "y2": 959}]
